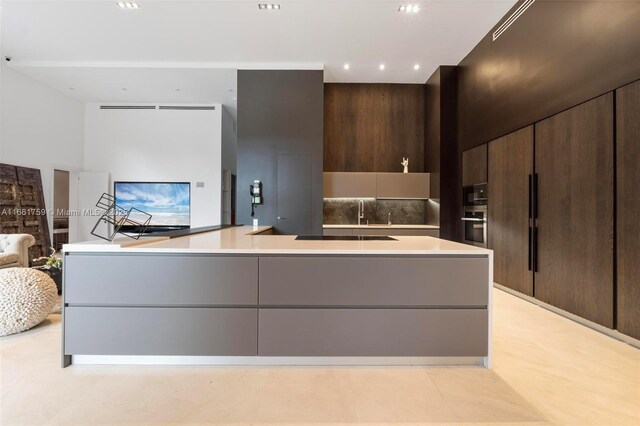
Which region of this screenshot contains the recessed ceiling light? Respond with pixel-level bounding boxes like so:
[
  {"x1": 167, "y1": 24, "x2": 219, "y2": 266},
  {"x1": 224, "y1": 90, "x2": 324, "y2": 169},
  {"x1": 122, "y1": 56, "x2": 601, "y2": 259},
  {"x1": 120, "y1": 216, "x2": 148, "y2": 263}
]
[
  {"x1": 413, "y1": 64, "x2": 420, "y2": 70},
  {"x1": 258, "y1": 4, "x2": 280, "y2": 10},
  {"x1": 398, "y1": 4, "x2": 420, "y2": 13},
  {"x1": 121, "y1": 88, "x2": 128, "y2": 91},
  {"x1": 69, "y1": 87, "x2": 75, "y2": 91},
  {"x1": 379, "y1": 64, "x2": 385, "y2": 71},
  {"x1": 343, "y1": 63, "x2": 350, "y2": 70},
  {"x1": 175, "y1": 88, "x2": 181, "y2": 92},
  {"x1": 117, "y1": 2, "x2": 141, "y2": 9}
]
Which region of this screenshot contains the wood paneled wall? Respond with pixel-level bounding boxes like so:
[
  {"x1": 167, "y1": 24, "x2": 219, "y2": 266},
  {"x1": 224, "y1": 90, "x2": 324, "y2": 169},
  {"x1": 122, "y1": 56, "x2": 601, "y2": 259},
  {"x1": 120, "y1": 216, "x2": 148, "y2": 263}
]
[
  {"x1": 425, "y1": 67, "x2": 460, "y2": 241},
  {"x1": 324, "y1": 83, "x2": 425, "y2": 173},
  {"x1": 458, "y1": 0, "x2": 640, "y2": 152}
]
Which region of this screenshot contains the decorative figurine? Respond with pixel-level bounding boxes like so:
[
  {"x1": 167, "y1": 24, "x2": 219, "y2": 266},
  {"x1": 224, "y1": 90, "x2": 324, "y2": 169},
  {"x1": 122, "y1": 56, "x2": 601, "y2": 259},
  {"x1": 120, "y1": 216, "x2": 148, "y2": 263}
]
[{"x1": 401, "y1": 157, "x2": 409, "y2": 173}]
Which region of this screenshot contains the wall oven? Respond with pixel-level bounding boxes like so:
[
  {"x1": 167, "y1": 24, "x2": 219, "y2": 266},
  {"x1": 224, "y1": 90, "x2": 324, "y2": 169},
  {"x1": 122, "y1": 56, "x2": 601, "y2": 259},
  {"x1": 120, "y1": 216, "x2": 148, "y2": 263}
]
[
  {"x1": 462, "y1": 206, "x2": 487, "y2": 247},
  {"x1": 462, "y1": 183, "x2": 487, "y2": 247}
]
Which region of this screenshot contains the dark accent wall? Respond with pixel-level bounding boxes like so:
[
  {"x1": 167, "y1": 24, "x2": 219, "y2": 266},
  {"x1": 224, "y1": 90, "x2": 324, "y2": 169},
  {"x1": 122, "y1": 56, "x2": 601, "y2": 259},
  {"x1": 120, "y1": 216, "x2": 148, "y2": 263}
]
[
  {"x1": 324, "y1": 83, "x2": 425, "y2": 172},
  {"x1": 237, "y1": 70, "x2": 324, "y2": 234},
  {"x1": 458, "y1": 0, "x2": 640, "y2": 151},
  {"x1": 425, "y1": 66, "x2": 460, "y2": 241}
]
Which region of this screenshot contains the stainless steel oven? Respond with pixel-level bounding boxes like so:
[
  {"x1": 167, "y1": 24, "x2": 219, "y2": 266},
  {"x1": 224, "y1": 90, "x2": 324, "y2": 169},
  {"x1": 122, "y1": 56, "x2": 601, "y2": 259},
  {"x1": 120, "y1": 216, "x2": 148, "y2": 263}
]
[{"x1": 462, "y1": 206, "x2": 487, "y2": 247}]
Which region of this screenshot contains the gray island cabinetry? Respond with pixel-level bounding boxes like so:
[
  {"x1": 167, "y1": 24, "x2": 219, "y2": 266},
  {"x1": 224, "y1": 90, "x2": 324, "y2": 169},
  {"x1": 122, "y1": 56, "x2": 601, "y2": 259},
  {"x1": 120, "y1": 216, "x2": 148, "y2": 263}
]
[{"x1": 62, "y1": 226, "x2": 492, "y2": 367}]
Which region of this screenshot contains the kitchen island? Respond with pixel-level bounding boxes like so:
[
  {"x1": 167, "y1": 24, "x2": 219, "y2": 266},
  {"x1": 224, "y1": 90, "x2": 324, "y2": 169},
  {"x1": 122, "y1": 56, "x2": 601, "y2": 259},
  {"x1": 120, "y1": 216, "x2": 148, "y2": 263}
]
[{"x1": 62, "y1": 226, "x2": 493, "y2": 368}]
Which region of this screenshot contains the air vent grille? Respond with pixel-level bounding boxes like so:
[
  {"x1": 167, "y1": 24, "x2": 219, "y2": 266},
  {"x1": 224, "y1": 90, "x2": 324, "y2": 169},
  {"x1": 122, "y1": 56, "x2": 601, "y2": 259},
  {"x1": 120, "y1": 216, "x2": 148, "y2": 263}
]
[
  {"x1": 492, "y1": 0, "x2": 535, "y2": 41},
  {"x1": 158, "y1": 106, "x2": 216, "y2": 111},
  {"x1": 100, "y1": 105, "x2": 156, "y2": 110}
]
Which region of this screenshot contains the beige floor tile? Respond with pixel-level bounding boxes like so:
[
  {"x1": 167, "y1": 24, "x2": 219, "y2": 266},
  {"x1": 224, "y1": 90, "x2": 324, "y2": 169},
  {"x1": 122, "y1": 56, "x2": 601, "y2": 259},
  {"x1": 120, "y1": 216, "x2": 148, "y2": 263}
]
[
  {"x1": 427, "y1": 367, "x2": 546, "y2": 423},
  {"x1": 343, "y1": 367, "x2": 457, "y2": 423}
]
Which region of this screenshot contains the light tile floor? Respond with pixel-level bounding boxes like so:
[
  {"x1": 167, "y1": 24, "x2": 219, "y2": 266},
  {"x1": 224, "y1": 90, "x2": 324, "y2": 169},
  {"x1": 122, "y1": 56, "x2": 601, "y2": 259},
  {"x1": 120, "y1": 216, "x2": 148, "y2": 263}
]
[{"x1": 1, "y1": 288, "x2": 638, "y2": 425}]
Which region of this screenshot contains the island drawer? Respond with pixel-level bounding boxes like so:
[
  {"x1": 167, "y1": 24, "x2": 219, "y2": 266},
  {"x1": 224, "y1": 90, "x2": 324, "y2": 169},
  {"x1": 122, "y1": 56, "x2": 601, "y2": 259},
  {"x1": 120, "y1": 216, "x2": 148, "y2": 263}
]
[
  {"x1": 64, "y1": 307, "x2": 257, "y2": 356},
  {"x1": 258, "y1": 308, "x2": 488, "y2": 357},
  {"x1": 65, "y1": 254, "x2": 258, "y2": 306},
  {"x1": 259, "y1": 257, "x2": 488, "y2": 306}
]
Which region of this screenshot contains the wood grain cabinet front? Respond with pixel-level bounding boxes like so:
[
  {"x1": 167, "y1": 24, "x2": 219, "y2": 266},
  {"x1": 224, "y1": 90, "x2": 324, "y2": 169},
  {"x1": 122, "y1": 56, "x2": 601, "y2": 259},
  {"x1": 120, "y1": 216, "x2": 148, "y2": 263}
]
[
  {"x1": 463, "y1": 144, "x2": 488, "y2": 186},
  {"x1": 616, "y1": 80, "x2": 640, "y2": 340},
  {"x1": 65, "y1": 255, "x2": 258, "y2": 306}
]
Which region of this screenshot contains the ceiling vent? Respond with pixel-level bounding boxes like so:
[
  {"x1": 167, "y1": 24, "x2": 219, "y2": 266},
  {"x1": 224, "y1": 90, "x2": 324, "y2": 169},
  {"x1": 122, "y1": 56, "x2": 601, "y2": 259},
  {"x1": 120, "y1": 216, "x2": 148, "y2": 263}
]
[
  {"x1": 158, "y1": 106, "x2": 216, "y2": 111},
  {"x1": 492, "y1": 0, "x2": 535, "y2": 41},
  {"x1": 100, "y1": 105, "x2": 156, "y2": 110}
]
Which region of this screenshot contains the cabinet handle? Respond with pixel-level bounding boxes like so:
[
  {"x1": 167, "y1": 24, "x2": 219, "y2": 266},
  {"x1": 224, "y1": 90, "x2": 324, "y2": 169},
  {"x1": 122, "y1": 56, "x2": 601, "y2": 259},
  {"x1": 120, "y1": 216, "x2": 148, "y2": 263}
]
[
  {"x1": 533, "y1": 173, "x2": 539, "y2": 272},
  {"x1": 528, "y1": 174, "x2": 533, "y2": 271},
  {"x1": 528, "y1": 226, "x2": 533, "y2": 271},
  {"x1": 533, "y1": 225, "x2": 539, "y2": 272}
]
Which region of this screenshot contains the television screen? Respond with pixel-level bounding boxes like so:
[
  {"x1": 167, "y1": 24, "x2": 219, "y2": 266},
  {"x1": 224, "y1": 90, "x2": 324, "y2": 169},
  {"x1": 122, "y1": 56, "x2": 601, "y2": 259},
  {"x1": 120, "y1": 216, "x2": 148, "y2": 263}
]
[{"x1": 114, "y1": 182, "x2": 190, "y2": 229}]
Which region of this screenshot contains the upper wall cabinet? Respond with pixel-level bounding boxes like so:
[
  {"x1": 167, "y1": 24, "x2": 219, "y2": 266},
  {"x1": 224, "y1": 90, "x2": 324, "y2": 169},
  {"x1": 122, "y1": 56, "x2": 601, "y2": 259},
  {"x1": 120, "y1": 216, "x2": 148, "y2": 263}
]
[
  {"x1": 323, "y1": 172, "x2": 377, "y2": 198},
  {"x1": 376, "y1": 173, "x2": 430, "y2": 199},
  {"x1": 323, "y1": 172, "x2": 429, "y2": 199},
  {"x1": 462, "y1": 144, "x2": 488, "y2": 186},
  {"x1": 324, "y1": 84, "x2": 425, "y2": 173}
]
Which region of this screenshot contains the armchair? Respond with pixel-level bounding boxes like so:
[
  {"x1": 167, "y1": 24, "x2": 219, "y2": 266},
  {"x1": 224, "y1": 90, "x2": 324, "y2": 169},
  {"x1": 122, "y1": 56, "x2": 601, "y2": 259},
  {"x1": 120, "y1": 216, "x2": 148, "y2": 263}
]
[{"x1": 0, "y1": 234, "x2": 36, "y2": 269}]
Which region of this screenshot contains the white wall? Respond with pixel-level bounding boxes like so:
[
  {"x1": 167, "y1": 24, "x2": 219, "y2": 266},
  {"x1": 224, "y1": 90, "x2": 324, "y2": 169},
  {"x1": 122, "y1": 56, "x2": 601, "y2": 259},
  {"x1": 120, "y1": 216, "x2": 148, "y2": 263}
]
[
  {"x1": 84, "y1": 104, "x2": 223, "y2": 227},
  {"x1": 0, "y1": 64, "x2": 85, "y2": 237}
]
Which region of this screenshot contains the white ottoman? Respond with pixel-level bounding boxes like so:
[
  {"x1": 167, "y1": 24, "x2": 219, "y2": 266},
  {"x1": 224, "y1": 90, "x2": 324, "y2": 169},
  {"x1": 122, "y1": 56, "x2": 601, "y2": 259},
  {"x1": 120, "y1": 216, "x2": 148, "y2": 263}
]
[{"x1": 0, "y1": 268, "x2": 58, "y2": 336}]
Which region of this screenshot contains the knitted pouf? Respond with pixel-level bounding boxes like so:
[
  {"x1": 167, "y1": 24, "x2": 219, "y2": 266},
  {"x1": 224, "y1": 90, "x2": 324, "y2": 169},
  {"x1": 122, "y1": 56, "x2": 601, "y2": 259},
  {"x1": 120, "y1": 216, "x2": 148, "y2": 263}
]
[{"x1": 0, "y1": 268, "x2": 58, "y2": 336}]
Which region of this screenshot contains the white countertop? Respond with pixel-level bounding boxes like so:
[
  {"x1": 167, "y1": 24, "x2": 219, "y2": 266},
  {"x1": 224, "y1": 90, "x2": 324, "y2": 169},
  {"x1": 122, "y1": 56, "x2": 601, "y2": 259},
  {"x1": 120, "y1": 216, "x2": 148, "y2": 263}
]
[
  {"x1": 323, "y1": 224, "x2": 440, "y2": 229},
  {"x1": 64, "y1": 226, "x2": 489, "y2": 256}
]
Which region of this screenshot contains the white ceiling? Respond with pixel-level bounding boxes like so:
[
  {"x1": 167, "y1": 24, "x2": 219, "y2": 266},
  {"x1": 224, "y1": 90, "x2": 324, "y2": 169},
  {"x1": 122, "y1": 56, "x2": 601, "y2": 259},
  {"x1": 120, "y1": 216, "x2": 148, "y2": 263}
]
[{"x1": 1, "y1": 0, "x2": 516, "y2": 108}]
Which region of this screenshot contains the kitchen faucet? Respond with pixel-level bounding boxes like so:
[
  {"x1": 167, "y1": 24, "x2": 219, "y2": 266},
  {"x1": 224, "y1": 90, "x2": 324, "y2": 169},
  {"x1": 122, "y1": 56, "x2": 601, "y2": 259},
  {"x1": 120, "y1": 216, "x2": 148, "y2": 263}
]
[
  {"x1": 388, "y1": 212, "x2": 392, "y2": 225},
  {"x1": 358, "y1": 200, "x2": 365, "y2": 225}
]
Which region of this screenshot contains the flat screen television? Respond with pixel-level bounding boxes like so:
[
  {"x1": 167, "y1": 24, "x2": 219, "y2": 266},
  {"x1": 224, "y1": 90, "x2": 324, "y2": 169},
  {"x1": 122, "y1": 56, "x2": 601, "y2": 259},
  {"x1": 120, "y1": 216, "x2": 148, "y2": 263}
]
[{"x1": 114, "y1": 181, "x2": 190, "y2": 233}]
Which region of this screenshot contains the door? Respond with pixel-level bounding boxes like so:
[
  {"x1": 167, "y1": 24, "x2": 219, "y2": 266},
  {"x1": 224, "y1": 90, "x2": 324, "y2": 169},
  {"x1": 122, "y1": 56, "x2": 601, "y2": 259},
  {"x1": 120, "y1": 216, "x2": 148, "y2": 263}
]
[
  {"x1": 277, "y1": 154, "x2": 312, "y2": 235},
  {"x1": 488, "y1": 126, "x2": 534, "y2": 296},
  {"x1": 77, "y1": 171, "x2": 109, "y2": 242},
  {"x1": 534, "y1": 93, "x2": 614, "y2": 328},
  {"x1": 616, "y1": 80, "x2": 640, "y2": 339}
]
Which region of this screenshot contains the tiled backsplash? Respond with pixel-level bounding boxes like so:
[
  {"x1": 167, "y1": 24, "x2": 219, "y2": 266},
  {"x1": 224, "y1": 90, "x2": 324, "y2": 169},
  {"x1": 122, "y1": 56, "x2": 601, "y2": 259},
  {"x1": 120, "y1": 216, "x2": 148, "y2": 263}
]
[{"x1": 323, "y1": 199, "x2": 427, "y2": 225}]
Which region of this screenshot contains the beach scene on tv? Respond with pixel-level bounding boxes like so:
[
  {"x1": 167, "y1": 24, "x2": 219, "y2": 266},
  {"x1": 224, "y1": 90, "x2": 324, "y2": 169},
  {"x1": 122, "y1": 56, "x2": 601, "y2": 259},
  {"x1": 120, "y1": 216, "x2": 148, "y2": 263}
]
[{"x1": 114, "y1": 182, "x2": 190, "y2": 227}]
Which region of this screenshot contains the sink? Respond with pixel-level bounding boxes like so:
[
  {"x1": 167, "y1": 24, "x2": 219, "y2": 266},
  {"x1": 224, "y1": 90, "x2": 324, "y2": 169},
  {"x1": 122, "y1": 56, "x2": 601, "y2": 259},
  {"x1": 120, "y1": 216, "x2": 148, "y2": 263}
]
[{"x1": 296, "y1": 235, "x2": 397, "y2": 241}]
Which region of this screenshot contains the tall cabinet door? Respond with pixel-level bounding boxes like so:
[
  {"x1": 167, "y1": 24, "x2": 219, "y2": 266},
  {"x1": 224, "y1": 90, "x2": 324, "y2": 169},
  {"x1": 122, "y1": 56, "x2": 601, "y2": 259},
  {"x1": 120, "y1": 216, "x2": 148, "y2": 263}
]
[
  {"x1": 616, "y1": 80, "x2": 640, "y2": 340},
  {"x1": 534, "y1": 93, "x2": 614, "y2": 328},
  {"x1": 488, "y1": 126, "x2": 534, "y2": 296}
]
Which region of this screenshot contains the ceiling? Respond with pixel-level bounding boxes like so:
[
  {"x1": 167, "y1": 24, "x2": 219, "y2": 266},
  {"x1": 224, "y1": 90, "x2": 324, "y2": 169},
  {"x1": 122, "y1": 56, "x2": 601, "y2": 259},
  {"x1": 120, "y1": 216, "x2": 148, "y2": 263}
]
[{"x1": 1, "y1": 0, "x2": 517, "y2": 109}]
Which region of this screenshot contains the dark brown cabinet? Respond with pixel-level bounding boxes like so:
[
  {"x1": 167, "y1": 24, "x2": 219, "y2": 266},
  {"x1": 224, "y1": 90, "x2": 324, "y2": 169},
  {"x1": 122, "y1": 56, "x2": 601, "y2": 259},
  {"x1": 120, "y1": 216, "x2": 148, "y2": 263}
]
[
  {"x1": 534, "y1": 93, "x2": 614, "y2": 328},
  {"x1": 324, "y1": 83, "x2": 425, "y2": 173},
  {"x1": 616, "y1": 80, "x2": 640, "y2": 340},
  {"x1": 462, "y1": 144, "x2": 488, "y2": 186},
  {"x1": 488, "y1": 126, "x2": 534, "y2": 296}
]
